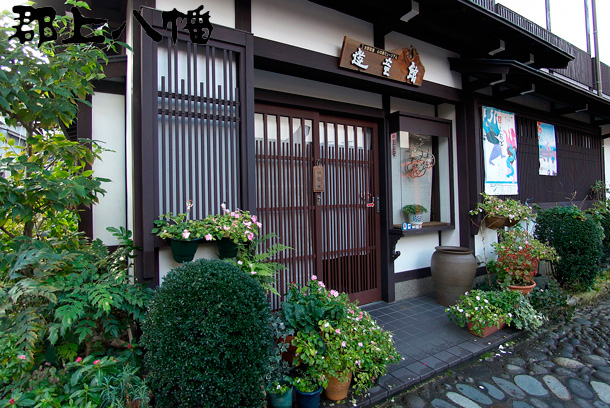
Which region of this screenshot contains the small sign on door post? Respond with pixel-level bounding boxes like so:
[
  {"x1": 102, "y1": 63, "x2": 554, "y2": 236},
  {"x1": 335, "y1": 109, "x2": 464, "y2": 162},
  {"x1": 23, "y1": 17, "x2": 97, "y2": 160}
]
[{"x1": 313, "y1": 165, "x2": 324, "y2": 192}]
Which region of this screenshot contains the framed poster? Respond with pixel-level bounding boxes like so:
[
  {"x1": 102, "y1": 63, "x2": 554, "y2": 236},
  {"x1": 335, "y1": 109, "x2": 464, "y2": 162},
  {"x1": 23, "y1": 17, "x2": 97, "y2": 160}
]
[
  {"x1": 482, "y1": 106, "x2": 518, "y2": 195},
  {"x1": 537, "y1": 122, "x2": 557, "y2": 176}
]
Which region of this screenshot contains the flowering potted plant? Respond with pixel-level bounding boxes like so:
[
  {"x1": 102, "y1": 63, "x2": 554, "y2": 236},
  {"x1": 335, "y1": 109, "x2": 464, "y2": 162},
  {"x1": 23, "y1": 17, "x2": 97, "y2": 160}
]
[
  {"x1": 265, "y1": 315, "x2": 294, "y2": 408},
  {"x1": 402, "y1": 204, "x2": 428, "y2": 225},
  {"x1": 151, "y1": 201, "x2": 207, "y2": 263},
  {"x1": 445, "y1": 290, "x2": 513, "y2": 337},
  {"x1": 470, "y1": 193, "x2": 533, "y2": 229},
  {"x1": 493, "y1": 228, "x2": 558, "y2": 293},
  {"x1": 204, "y1": 204, "x2": 262, "y2": 258},
  {"x1": 287, "y1": 276, "x2": 402, "y2": 399},
  {"x1": 446, "y1": 289, "x2": 545, "y2": 336}
]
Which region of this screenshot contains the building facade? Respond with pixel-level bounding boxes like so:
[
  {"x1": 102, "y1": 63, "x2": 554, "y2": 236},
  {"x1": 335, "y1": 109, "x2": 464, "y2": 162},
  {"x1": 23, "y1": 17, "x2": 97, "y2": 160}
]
[{"x1": 64, "y1": 0, "x2": 610, "y2": 305}]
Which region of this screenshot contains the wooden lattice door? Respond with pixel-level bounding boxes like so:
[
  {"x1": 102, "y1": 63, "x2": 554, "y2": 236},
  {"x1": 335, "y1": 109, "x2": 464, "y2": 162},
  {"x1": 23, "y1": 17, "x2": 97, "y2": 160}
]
[{"x1": 255, "y1": 105, "x2": 381, "y2": 307}]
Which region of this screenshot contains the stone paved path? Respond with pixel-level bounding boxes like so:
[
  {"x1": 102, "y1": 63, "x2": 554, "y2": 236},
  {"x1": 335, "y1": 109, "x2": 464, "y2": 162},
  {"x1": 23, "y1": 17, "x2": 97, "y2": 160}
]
[{"x1": 375, "y1": 298, "x2": 610, "y2": 408}]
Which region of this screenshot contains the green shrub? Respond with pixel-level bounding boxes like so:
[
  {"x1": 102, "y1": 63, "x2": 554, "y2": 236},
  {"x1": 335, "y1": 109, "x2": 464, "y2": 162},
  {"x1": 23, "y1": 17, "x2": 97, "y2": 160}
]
[
  {"x1": 534, "y1": 206, "x2": 603, "y2": 291},
  {"x1": 141, "y1": 259, "x2": 273, "y2": 408},
  {"x1": 529, "y1": 279, "x2": 574, "y2": 323}
]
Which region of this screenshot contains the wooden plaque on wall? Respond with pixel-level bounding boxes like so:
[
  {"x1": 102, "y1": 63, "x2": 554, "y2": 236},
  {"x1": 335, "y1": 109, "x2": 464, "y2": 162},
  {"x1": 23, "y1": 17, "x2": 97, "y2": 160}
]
[{"x1": 339, "y1": 36, "x2": 425, "y2": 86}]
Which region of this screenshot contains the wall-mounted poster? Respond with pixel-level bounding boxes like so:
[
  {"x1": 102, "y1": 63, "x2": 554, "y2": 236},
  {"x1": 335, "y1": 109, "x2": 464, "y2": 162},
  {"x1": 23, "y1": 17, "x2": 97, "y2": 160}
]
[
  {"x1": 482, "y1": 106, "x2": 518, "y2": 195},
  {"x1": 537, "y1": 122, "x2": 557, "y2": 176}
]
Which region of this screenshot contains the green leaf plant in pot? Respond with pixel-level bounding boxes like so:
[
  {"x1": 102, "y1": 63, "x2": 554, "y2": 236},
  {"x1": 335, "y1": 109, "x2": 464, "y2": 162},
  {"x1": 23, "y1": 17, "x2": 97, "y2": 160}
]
[
  {"x1": 265, "y1": 315, "x2": 294, "y2": 408},
  {"x1": 470, "y1": 193, "x2": 534, "y2": 229},
  {"x1": 402, "y1": 204, "x2": 428, "y2": 226},
  {"x1": 151, "y1": 200, "x2": 208, "y2": 263},
  {"x1": 204, "y1": 203, "x2": 262, "y2": 259},
  {"x1": 288, "y1": 276, "x2": 403, "y2": 400}
]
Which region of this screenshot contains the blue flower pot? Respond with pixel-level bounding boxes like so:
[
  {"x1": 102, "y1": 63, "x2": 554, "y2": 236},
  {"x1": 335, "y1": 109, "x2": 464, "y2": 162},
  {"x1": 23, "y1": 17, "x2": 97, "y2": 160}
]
[
  {"x1": 269, "y1": 387, "x2": 293, "y2": 408},
  {"x1": 294, "y1": 386, "x2": 322, "y2": 408},
  {"x1": 170, "y1": 238, "x2": 199, "y2": 263}
]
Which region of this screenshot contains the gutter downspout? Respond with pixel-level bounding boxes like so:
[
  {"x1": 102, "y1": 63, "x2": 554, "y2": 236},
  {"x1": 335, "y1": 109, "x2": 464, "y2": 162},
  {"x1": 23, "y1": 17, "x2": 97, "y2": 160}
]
[{"x1": 591, "y1": 0, "x2": 603, "y2": 95}]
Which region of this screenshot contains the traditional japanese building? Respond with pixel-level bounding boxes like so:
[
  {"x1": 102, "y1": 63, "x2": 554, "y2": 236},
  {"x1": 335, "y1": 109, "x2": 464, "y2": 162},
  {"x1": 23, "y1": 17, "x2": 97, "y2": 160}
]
[{"x1": 40, "y1": 0, "x2": 610, "y2": 305}]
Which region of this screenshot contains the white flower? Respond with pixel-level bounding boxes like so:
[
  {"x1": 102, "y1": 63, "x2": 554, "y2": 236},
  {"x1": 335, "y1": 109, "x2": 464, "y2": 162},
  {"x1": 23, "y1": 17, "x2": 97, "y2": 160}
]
[
  {"x1": 237, "y1": 260, "x2": 243, "y2": 265},
  {"x1": 476, "y1": 296, "x2": 481, "y2": 301},
  {"x1": 484, "y1": 299, "x2": 489, "y2": 303}
]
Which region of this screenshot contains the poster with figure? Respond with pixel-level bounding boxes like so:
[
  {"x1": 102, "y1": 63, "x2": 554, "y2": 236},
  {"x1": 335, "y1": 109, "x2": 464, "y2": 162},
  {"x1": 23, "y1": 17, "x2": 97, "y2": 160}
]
[
  {"x1": 482, "y1": 106, "x2": 518, "y2": 195},
  {"x1": 537, "y1": 122, "x2": 557, "y2": 176}
]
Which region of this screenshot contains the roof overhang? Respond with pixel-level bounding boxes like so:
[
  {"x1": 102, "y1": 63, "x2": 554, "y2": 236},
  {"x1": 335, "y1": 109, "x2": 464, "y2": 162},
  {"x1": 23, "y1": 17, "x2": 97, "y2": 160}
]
[
  {"x1": 450, "y1": 58, "x2": 610, "y2": 126},
  {"x1": 309, "y1": 0, "x2": 573, "y2": 68}
]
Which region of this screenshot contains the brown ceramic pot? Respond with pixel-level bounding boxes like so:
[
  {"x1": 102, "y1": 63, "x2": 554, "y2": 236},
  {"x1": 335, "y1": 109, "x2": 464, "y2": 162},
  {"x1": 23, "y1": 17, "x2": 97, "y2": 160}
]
[
  {"x1": 467, "y1": 321, "x2": 507, "y2": 337},
  {"x1": 430, "y1": 246, "x2": 477, "y2": 307},
  {"x1": 484, "y1": 215, "x2": 508, "y2": 230},
  {"x1": 507, "y1": 281, "x2": 537, "y2": 295}
]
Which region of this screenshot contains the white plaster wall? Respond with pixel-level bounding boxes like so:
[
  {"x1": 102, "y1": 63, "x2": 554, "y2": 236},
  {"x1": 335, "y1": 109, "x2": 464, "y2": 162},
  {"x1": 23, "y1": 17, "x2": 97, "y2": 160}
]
[
  {"x1": 390, "y1": 97, "x2": 435, "y2": 116},
  {"x1": 255, "y1": 69, "x2": 382, "y2": 108},
  {"x1": 252, "y1": 0, "x2": 373, "y2": 57},
  {"x1": 473, "y1": 228, "x2": 498, "y2": 265},
  {"x1": 385, "y1": 32, "x2": 462, "y2": 89},
  {"x1": 394, "y1": 234, "x2": 438, "y2": 271},
  {"x1": 158, "y1": 243, "x2": 220, "y2": 284},
  {"x1": 91, "y1": 93, "x2": 127, "y2": 246},
  {"x1": 605, "y1": 138, "x2": 610, "y2": 186},
  {"x1": 155, "y1": 0, "x2": 235, "y2": 29},
  {"x1": 437, "y1": 103, "x2": 460, "y2": 247}
]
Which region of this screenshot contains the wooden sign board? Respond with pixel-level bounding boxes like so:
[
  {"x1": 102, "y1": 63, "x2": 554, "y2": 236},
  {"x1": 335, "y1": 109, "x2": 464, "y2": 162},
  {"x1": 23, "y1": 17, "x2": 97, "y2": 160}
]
[
  {"x1": 313, "y1": 165, "x2": 324, "y2": 192},
  {"x1": 339, "y1": 36, "x2": 425, "y2": 86}
]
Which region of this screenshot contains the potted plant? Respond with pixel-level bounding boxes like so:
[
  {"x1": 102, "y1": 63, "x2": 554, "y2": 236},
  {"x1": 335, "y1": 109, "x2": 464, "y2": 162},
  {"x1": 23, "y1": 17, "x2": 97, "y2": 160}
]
[
  {"x1": 151, "y1": 200, "x2": 210, "y2": 263},
  {"x1": 470, "y1": 193, "x2": 533, "y2": 229},
  {"x1": 445, "y1": 290, "x2": 513, "y2": 337},
  {"x1": 288, "y1": 276, "x2": 402, "y2": 399},
  {"x1": 265, "y1": 315, "x2": 294, "y2": 408},
  {"x1": 493, "y1": 228, "x2": 558, "y2": 294},
  {"x1": 402, "y1": 204, "x2": 428, "y2": 226},
  {"x1": 292, "y1": 367, "x2": 326, "y2": 408},
  {"x1": 204, "y1": 203, "x2": 262, "y2": 258},
  {"x1": 446, "y1": 289, "x2": 545, "y2": 337}
]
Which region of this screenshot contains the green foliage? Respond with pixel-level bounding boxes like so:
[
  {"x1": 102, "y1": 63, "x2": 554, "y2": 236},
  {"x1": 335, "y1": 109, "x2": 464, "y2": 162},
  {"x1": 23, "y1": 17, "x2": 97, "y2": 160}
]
[
  {"x1": 534, "y1": 205, "x2": 603, "y2": 291},
  {"x1": 265, "y1": 315, "x2": 293, "y2": 395},
  {"x1": 100, "y1": 364, "x2": 151, "y2": 408},
  {"x1": 529, "y1": 279, "x2": 574, "y2": 323},
  {"x1": 281, "y1": 276, "x2": 348, "y2": 333},
  {"x1": 445, "y1": 289, "x2": 544, "y2": 336},
  {"x1": 0, "y1": 3, "x2": 117, "y2": 133},
  {"x1": 141, "y1": 259, "x2": 274, "y2": 408},
  {"x1": 0, "y1": 228, "x2": 153, "y2": 366},
  {"x1": 227, "y1": 232, "x2": 292, "y2": 295},
  {"x1": 402, "y1": 204, "x2": 428, "y2": 214}
]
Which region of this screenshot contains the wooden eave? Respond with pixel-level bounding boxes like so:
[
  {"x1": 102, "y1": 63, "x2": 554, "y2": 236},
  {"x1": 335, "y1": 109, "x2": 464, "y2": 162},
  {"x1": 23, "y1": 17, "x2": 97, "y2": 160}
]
[
  {"x1": 450, "y1": 58, "x2": 610, "y2": 126},
  {"x1": 308, "y1": 0, "x2": 573, "y2": 69}
]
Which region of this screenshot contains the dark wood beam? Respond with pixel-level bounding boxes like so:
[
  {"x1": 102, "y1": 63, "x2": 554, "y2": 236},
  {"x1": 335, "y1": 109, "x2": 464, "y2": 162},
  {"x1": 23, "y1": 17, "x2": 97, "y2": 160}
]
[
  {"x1": 552, "y1": 103, "x2": 589, "y2": 116},
  {"x1": 235, "y1": 0, "x2": 251, "y2": 32}
]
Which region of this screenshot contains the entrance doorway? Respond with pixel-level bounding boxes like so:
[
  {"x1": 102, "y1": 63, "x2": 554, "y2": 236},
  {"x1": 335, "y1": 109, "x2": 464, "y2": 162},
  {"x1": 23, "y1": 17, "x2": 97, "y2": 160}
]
[{"x1": 255, "y1": 105, "x2": 381, "y2": 306}]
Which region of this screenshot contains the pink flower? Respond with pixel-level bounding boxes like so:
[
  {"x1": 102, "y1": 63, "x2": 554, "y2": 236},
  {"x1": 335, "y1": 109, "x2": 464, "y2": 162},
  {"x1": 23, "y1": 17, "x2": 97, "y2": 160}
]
[
  {"x1": 204, "y1": 233, "x2": 213, "y2": 241},
  {"x1": 9, "y1": 399, "x2": 15, "y2": 404},
  {"x1": 252, "y1": 215, "x2": 257, "y2": 222},
  {"x1": 127, "y1": 344, "x2": 131, "y2": 349},
  {"x1": 335, "y1": 329, "x2": 341, "y2": 334},
  {"x1": 358, "y1": 342, "x2": 363, "y2": 347},
  {"x1": 341, "y1": 341, "x2": 346, "y2": 347},
  {"x1": 256, "y1": 222, "x2": 262, "y2": 228},
  {"x1": 17, "y1": 355, "x2": 26, "y2": 360},
  {"x1": 247, "y1": 232, "x2": 254, "y2": 240},
  {"x1": 230, "y1": 212, "x2": 236, "y2": 217},
  {"x1": 318, "y1": 281, "x2": 325, "y2": 288},
  {"x1": 75, "y1": 357, "x2": 82, "y2": 363},
  {"x1": 182, "y1": 229, "x2": 191, "y2": 239},
  {"x1": 223, "y1": 226, "x2": 230, "y2": 231},
  {"x1": 251, "y1": 271, "x2": 257, "y2": 275},
  {"x1": 356, "y1": 360, "x2": 361, "y2": 367},
  {"x1": 330, "y1": 290, "x2": 339, "y2": 297},
  {"x1": 311, "y1": 275, "x2": 317, "y2": 280},
  {"x1": 93, "y1": 359, "x2": 101, "y2": 365},
  {"x1": 244, "y1": 221, "x2": 251, "y2": 227}
]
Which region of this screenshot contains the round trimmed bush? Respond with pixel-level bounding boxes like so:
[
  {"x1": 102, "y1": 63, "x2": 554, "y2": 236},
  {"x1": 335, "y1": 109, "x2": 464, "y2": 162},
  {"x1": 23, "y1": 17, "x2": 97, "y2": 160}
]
[
  {"x1": 141, "y1": 259, "x2": 273, "y2": 407},
  {"x1": 534, "y1": 206, "x2": 603, "y2": 291}
]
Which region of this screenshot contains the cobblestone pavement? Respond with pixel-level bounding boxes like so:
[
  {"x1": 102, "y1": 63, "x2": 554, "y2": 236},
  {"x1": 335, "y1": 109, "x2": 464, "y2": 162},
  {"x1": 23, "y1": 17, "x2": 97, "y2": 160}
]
[{"x1": 375, "y1": 298, "x2": 610, "y2": 408}]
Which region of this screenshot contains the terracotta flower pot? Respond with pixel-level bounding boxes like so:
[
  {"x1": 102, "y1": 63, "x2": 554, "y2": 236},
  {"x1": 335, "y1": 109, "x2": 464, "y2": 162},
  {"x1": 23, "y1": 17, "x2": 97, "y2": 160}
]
[
  {"x1": 484, "y1": 215, "x2": 508, "y2": 230},
  {"x1": 507, "y1": 281, "x2": 537, "y2": 295},
  {"x1": 324, "y1": 372, "x2": 352, "y2": 401},
  {"x1": 277, "y1": 335, "x2": 297, "y2": 364},
  {"x1": 467, "y1": 321, "x2": 507, "y2": 337}
]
